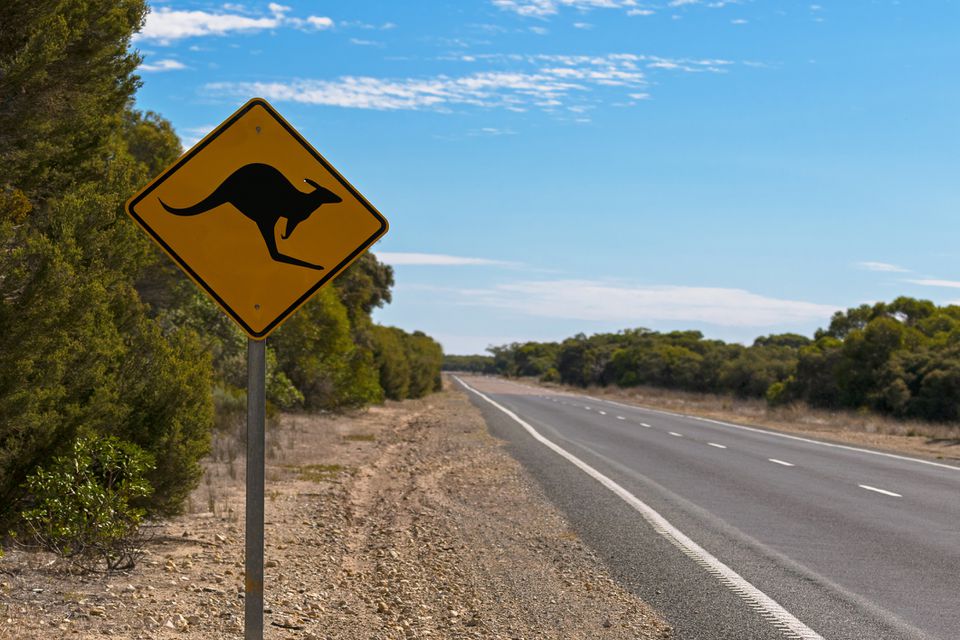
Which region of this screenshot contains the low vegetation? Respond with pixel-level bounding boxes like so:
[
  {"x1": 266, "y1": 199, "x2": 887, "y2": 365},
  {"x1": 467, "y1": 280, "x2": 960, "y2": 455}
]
[
  {"x1": 447, "y1": 297, "x2": 960, "y2": 425},
  {"x1": 0, "y1": 0, "x2": 442, "y2": 570},
  {"x1": 20, "y1": 437, "x2": 154, "y2": 572}
]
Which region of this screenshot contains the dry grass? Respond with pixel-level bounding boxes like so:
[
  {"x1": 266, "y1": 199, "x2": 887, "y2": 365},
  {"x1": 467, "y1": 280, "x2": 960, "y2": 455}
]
[
  {"x1": 0, "y1": 620, "x2": 25, "y2": 640},
  {"x1": 286, "y1": 463, "x2": 348, "y2": 483},
  {"x1": 187, "y1": 410, "x2": 368, "y2": 516},
  {"x1": 342, "y1": 433, "x2": 376, "y2": 442}
]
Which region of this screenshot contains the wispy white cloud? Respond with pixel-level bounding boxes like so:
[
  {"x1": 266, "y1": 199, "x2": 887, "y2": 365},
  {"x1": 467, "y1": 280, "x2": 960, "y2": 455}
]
[
  {"x1": 136, "y1": 4, "x2": 333, "y2": 45},
  {"x1": 349, "y1": 38, "x2": 383, "y2": 47},
  {"x1": 904, "y1": 279, "x2": 960, "y2": 289},
  {"x1": 492, "y1": 0, "x2": 635, "y2": 18},
  {"x1": 494, "y1": 0, "x2": 739, "y2": 17},
  {"x1": 208, "y1": 73, "x2": 577, "y2": 111},
  {"x1": 206, "y1": 53, "x2": 730, "y2": 112},
  {"x1": 377, "y1": 252, "x2": 517, "y2": 267},
  {"x1": 457, "y1": 279, "x2": 838, "y2": 326},
  {"x1": 139, "y1": 58, "x2": 187, "y2": 72},
  {"x1": 428, "y1": 332, "x2": 544, "y2": 355},
  {"x1": 470, "y1": 127, "x2": 518, "y2": 135},
  {"x1": 857, "y1": 261, "x2": 910, "y2": 273},
  {"x1": 339, "y1": 20, "x2": 396, "y2": 30},
  {"x1": 671, "y1": 0, "x2": 741, "y2": 6},
  {"x1": 302, "y1": 15, "x2": 334, "y2": 30},
  {"x1": 178, "y1": 124, "x2": 216, "y2": 149}
]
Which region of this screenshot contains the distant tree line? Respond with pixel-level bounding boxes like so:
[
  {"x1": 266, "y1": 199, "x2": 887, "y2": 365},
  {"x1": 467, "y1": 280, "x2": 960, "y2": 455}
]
[
  {"x1": 442, "y1": 354, "x2": 499, "y2": 374},
  {"x1": 0, "y1": 0, "x2": 442, "y2": 542},
  {"x1": 446, "y1": 297, "x2": 960, "y2": 423}
]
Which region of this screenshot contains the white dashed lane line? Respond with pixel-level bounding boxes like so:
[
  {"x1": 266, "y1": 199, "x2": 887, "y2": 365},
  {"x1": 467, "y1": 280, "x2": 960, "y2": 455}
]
[
  {"x1": 455, "y1": 378, "x2": 825, "y2": 640},
  {"x1": 544, "y1": 389, "x2": 907, "y2": 512},
  {"x1": 859, "y1": 484, "x2": 902, "y2": 498}
]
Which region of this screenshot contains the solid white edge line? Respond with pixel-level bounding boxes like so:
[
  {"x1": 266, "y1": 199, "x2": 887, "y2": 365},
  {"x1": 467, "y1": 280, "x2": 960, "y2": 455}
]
[
  {"x1": 455, "y1": 376, "x2": 824, "y2": 640},
  {"x1": 769, "y1": 459, "x2": 795, "y2": 467},
  {"x1": 708, "y1": 443, "x2": 727, "y2": 449},
  {"x1": 582, "y1": 395, "x2": 960, "y2": 473},
  {"x1": 858, "y1": 484, "x2": 902, "y2": 498}
]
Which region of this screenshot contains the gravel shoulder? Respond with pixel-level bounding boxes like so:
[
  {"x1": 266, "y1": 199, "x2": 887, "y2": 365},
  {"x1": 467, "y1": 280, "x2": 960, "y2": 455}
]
[{"x1": 1, "y1": 382, "x2": 671, "y2": 640}]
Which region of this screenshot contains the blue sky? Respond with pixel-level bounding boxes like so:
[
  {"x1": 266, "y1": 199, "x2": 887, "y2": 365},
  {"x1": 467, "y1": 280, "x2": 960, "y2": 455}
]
[{"x1": 132, "y1": 0, "x2": 960, "y2": 354}]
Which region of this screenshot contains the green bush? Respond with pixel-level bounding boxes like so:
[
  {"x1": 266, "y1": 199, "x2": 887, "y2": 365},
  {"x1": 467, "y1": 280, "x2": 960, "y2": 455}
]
[
  {"x1": 765, "y1": 381, "x2": 788, "y2": 406},
  {"x1": 22, "y1": 436, "x2": 154, "y2": 572},
  {"x1": 403, "y1": 331, "x2": 444, "y2": 398},
  {"x1": 272, "y1": 289, "x2": 383, "y2": 410},
  {"x1": 371, "y1": 325, "x2": 411, "y2": 401},
  {"x1": 540, "y1": 367, "x2": 561, "y2": 383}
]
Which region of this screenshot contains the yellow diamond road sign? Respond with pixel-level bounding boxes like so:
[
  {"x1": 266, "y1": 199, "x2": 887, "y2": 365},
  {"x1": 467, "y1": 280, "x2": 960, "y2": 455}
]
[{"x1": 126, "y1": 98, "x2": 389, "y2": 339}]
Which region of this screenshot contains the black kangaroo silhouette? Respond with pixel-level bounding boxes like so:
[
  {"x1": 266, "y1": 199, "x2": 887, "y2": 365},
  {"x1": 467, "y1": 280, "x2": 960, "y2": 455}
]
[{"x1": 159, "y1": 163, "x2": 342, "y2": 270}]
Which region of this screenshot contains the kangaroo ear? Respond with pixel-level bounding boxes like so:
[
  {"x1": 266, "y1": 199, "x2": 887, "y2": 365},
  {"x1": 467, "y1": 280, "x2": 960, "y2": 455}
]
[{"x1": 304, "y1": 178, "x2": 321, "y2": 191}]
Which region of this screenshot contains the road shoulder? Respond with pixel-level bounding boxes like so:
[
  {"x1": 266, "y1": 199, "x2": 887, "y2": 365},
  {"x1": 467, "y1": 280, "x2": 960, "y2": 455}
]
[{"x1": 1, "y1": 384, "x2": 671, "y2": 640}]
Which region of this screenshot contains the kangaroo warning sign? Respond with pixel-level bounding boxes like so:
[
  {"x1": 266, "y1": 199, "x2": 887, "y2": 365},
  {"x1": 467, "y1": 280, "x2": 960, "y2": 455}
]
[{"x1": 126, "y1": 98, "x2": 389, "y2": 339}]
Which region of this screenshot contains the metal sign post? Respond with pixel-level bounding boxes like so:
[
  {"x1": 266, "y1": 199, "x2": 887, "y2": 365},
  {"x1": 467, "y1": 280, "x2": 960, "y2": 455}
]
[{"x1": 245, "y1": 338, "x2": 266, "y2": 640}]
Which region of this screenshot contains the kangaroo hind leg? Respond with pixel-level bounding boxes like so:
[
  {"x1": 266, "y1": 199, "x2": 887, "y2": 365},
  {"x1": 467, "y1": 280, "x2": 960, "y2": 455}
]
[{"x1": 257, "y1": 221, "x2": 325, "y2": 270}]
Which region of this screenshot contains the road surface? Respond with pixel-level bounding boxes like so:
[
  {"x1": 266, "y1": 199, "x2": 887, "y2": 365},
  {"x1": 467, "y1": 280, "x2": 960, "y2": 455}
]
[{"x1": 456, "y1": 376, "x2": 960, "y2": 640}]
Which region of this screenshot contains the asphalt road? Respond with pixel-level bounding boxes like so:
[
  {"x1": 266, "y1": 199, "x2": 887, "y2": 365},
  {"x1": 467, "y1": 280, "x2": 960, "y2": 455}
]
[{"x1": 455, "y1": 376, "x2": 960, "y2": 640}]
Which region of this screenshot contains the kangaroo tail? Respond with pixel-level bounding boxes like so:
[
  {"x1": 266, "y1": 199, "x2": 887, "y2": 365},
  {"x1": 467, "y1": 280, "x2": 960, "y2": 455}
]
[{"x1": 159, "y1": 188, "x2": 229, "y2": 216}]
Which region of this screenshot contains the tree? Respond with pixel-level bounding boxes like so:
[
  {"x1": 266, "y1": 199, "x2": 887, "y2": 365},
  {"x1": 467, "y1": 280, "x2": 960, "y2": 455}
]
[
  {"x1": 334, "y1": 253, "x2": 394, "y2": 324},
  {"x1": 271, "y1": 289, "x2": 383, "y2": 410},
  {"x1": 1, "y1": 0, "x2": 446, "y2": 532},
  {"x1": 0, "y1": 0, "x2": 216, "y2": 524},
  {"x1": 372, "y1": 326, "x2": 411, "y2": 401},
  {"x1": 403, "y1": 331, "x2": 444, "y2": 398},
  {"x1": 0, "y1": 0, "x2": 146, "y2": 200},
  {"x1": 442, "y1": 354, "x2": 496, "y2": 373}
]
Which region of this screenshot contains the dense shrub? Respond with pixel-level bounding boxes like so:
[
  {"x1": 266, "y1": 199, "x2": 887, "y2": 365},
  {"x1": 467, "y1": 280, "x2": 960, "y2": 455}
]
[
  {"x1": 442, "y1": 354, "x2": 497, "y2": 374},
  {"x1": 483, "y1": 297, "x2": 960, "y2": 423},
  {"x1": 0, "y1": 0, "x2": 443, "y2": 543},
  {"x1": 271, "y1": 289, "x2": 383, "y2": 410},
  {"x1": 22, "y1": 436, "x2": 154, "y2": 572},
  {"x1": 372, "y1": 326, "x2": 412, "y2": 401},
  {"x1": 371, "y1": 326, "x2": 445, "y2": 400}
]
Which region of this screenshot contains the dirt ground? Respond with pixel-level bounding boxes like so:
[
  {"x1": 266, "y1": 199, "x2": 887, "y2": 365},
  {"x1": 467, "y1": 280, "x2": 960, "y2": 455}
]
[
  {"x1": 528, "y1": 379, "x2": 960, "y2": 464},
  {"x1": 0, "y1": 382, "x2": 672, "y2": 640}
]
